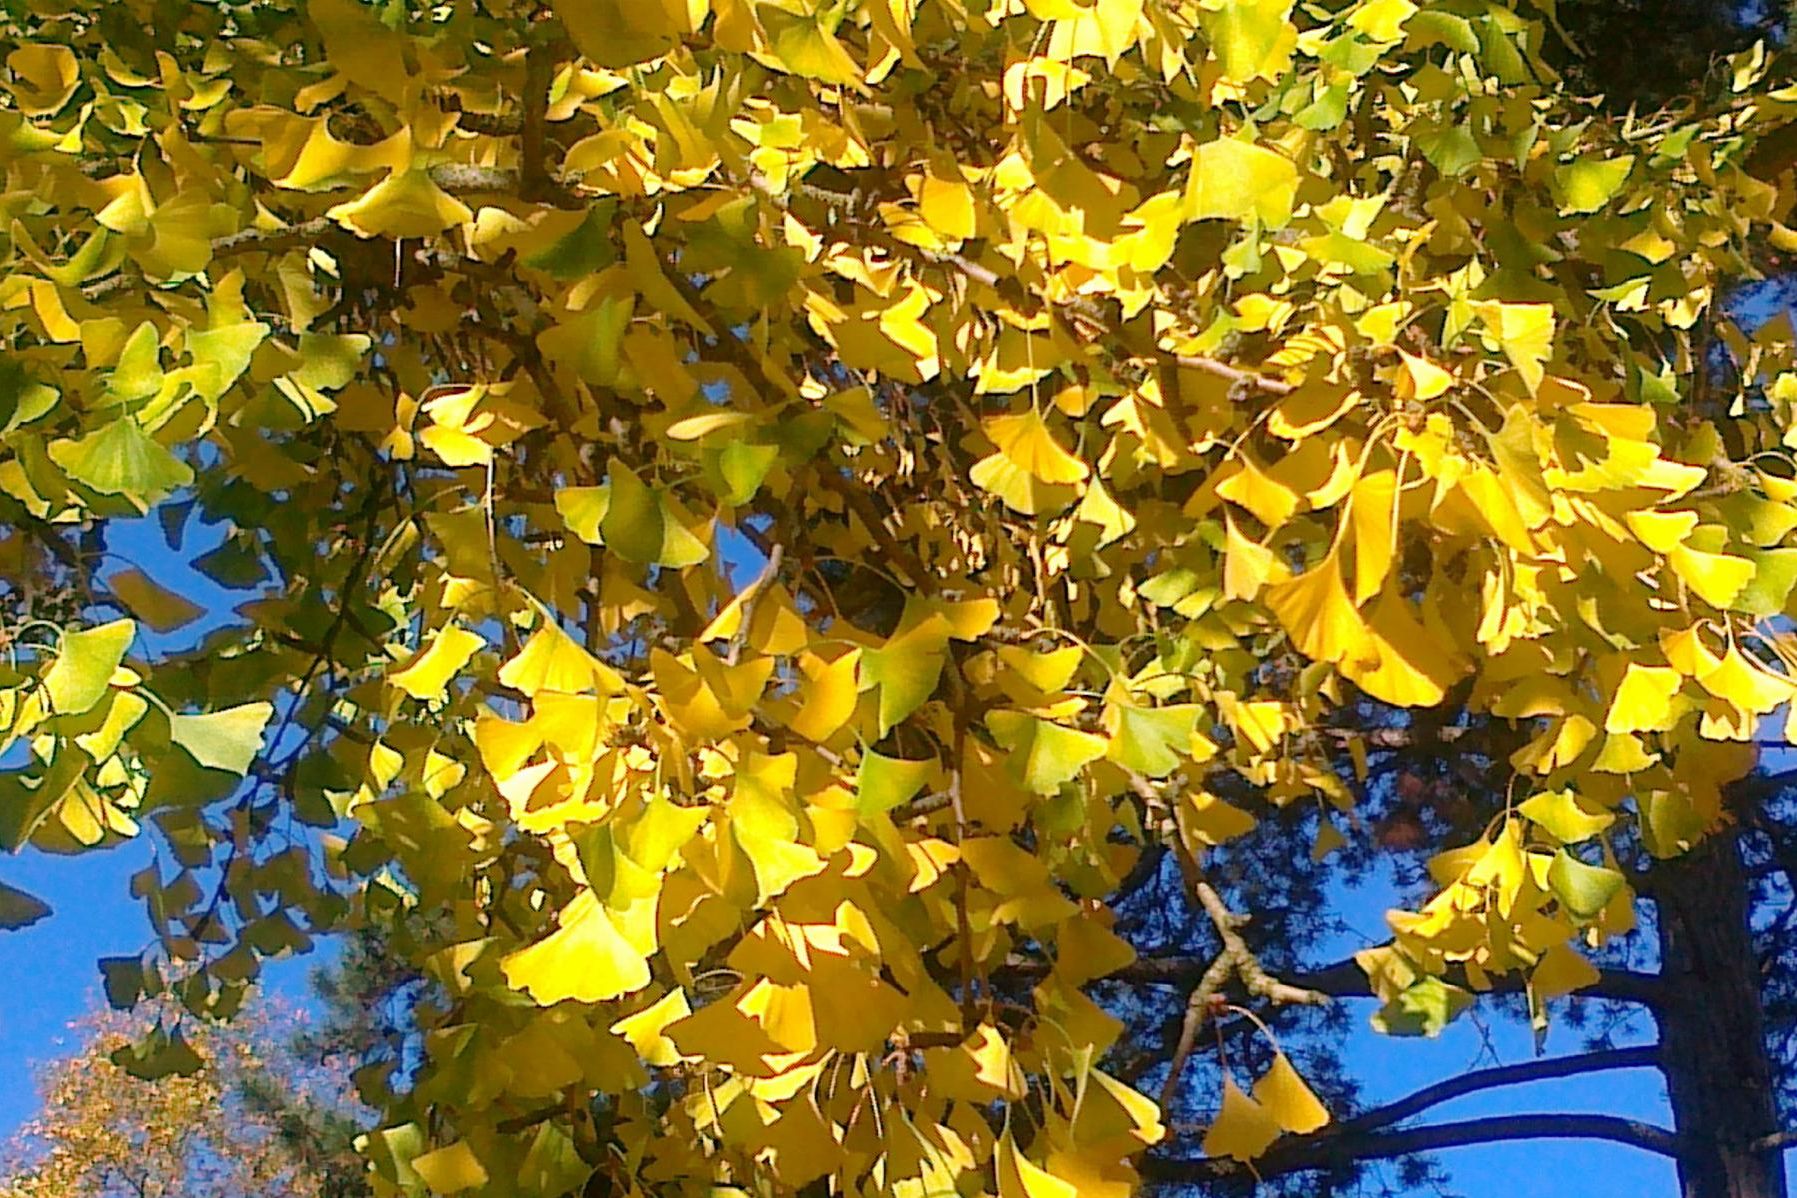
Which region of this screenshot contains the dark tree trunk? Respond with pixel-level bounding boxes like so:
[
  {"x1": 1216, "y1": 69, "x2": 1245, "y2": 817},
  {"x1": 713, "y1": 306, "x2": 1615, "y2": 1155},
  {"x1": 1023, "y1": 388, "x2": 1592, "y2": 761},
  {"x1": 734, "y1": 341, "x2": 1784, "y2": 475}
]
[{"x1": 1653, "y1": 835, "x2": 1787, "y2": 1198}]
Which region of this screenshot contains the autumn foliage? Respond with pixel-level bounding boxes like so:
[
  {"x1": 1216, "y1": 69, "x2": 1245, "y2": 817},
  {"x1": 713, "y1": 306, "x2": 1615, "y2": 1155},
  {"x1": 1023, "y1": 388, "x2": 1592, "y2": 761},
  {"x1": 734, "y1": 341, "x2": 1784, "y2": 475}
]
[{"x1": 2, "y1": 0, "x2": 1797, "y2": 1194}]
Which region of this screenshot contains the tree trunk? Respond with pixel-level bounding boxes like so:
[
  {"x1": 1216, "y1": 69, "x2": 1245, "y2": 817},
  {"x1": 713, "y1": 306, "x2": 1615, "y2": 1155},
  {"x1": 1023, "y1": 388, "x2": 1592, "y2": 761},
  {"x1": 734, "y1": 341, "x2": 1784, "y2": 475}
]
[{"x1": 1653, "y1": 835, "x2": 1786, "y2": 1198}]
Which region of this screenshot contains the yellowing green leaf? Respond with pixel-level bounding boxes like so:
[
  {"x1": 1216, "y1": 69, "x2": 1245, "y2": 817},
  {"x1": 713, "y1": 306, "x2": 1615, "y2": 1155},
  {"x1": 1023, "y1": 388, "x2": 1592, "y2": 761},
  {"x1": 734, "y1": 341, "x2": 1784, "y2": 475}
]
[
  {"x1": 1670, "y1": 544, "x2": 1756, "y2": 610},
  {"x1": 50, "y1": 419, "x2": 194, "y2": 502},
  {"x1": 1475, "y1": 302, "x2": 1555, "y2": 395},
  {"x1": 1547, "y1": 850, "x2": 1626, "y2": 921},
  {"x1": 1186, "y1": 138, "x2": 1299, "y2": 227},
  {"x1": 857, "y1": 749, "x2": 936, "y2": 816},
  {"x1": 1104, "y1": 703, "x2": 1200, "y2": 778},
  {"x1": 1552, "y1": 155, "x2": 1635, "y2": 215},
  {"x1": 43, "y1": 620, "x2": 136, "y2": 717},
  {"x1": 1199, "y1": 0, "x2": 1298, "y2": 87},
  {"x1": 169, "y1": 702, "x2": 275, "y2": 775},
  {"x1": 601, "y1": 461, "x2": 710, "y2": 568},
  {"x1": 985, "y1": 711, "x2": 1108, "y2": 794}
]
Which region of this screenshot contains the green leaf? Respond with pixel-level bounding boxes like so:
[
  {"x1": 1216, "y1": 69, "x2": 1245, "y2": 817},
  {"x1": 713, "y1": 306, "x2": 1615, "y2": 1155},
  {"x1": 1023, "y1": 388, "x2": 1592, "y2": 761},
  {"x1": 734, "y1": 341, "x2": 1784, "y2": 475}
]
[
  {"x1": 856, "y1": 750, "x2": 935, "y2": 817},
  {"x1": 0, "y1": 356, "x2": 60, "y2": 432},
  {"x1": 1551, "y1": 155, "x2": 1635, "y2": 215},
  {"x1": 0, "y1": 879, "x2": 51, "y2": 930},
  {"x1": 1405, "y1": 10, "x2": 1479, "y2": 51},
  {"x1": 43, "y1": 619, "x2": 135, "y2": 716},
  {"x1": 1737, "y1": 548, "x2": 1797, "y2": 618},
  {"x1": 536, "y1": 296, "x2": 633, "y2": 386},
  {"x1": 1104, "y1": 703, "x2": 1200, "y2": 778},
  {"x1": 1547, "y1": 850, "x2": 1625, "y2": 920},
  {"x1": 985, "y1": 711, "x2": 1108, "y2": 794},
  {"x1": 99, "y1": 954, "x2": 145, "y2": 1007},
  {"x1": 600, "y1": 462, "x2": 710, "y2": 567},
  {"x1": 1414, "y1": 119, "x2": 1481, "y2": 177},
  {"x1": 49, "y1": 418, "x2": 194, "y2": 501},
  {"x1": 1372, "y1": 977, "x2": 1472, "y2": 1037},
  {"x1": 706, "y1": 441, "x2": 778, "y2": 506},
  {"x1": 0, "y1": 751, "x2": 87, "y2": 851},
  {"x1": 524, "y1": 202, "x2": 619, "y2": 279},
  {"x1": 290, "y1": 333, "x2": 371, "y2": 390},
  {"x1": 169, "y1": 702, "x2": 276, "y2": 775},
  {"x1": 109, "y1": 1022, "x2": 204, "y2": 1080},
  {"x1": 186, "y1": 321, "x2": 269, "y2": 402}
]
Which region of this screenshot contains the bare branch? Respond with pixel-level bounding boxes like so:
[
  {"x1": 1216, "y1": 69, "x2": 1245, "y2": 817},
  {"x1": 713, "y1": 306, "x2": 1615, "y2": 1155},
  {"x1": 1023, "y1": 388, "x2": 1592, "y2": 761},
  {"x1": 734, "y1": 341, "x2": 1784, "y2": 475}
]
[{"x1": 1327, "y1": 1045, "x2": 1660, "y2": 1137}]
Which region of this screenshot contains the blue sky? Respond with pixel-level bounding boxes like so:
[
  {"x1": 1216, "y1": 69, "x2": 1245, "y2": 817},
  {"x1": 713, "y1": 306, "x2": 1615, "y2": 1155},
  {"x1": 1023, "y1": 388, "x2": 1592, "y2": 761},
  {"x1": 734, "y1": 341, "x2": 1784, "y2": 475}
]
[{"x1": 0, "y1": 511, "x2": 324, "y2": 1132}]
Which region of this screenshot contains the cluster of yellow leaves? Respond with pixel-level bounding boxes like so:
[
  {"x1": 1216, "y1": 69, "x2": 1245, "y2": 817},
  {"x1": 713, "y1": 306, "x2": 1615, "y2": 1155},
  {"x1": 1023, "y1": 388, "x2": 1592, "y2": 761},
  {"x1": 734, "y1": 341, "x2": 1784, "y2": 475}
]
[{"x1": 5, "y1": 0, "x2": 1797, "y2": 1194}]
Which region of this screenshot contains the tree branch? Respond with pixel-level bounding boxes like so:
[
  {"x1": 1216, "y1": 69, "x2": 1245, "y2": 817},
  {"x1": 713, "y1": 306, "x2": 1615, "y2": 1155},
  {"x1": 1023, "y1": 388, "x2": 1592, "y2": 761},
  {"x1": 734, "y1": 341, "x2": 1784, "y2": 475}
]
[
  {"x1": 1326, "y1": 1045, "x2": 1660, "y2": 1138},
  {"x1": 1145, "y1": 1113, "x2": 1684, "y2": 1185},
  {"x1": 1070, "y1": 952, "x2": 1666, "y2": 1007}
]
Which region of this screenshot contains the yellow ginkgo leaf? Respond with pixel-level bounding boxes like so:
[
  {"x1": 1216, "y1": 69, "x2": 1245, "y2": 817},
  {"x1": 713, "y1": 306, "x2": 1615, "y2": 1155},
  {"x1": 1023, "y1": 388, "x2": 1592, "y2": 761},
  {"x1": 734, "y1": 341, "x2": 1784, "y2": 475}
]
[
  {"x1": 1669, "y1": 544, "x2": 1755, "y2": 609},
  {"x1": 996, "y1": 1132, "x2": 1078, "y2": 1198},
  {"x1": 788, "y1": 649, "x2": 861, "y2": 741},
  {"x1": 499, "y1": 621, "x2": 626, "y2": 697},
  {"x1": 7, "y1": 45, "x2": 80, "y2": 116},
  {"x1": 500, "y1": 889, "x2": 651, "y2": 1005},
  {"x1": 1475, "y1": 301, "x2": 1554, "y2": 395},
  {"x1": 1605, "y1": 662, "x2": 1682, "y2": 734},
  {"x1": 984, "y1": 409, "x2": 1089, "y2": 483},
  {"x1": 1265, "y1": 555, "x2": 1365, "y2": 664},
  {"x1": 390, "y1": 627, "x2": 484, "y2": 702},
  {"x1": 1396, "y1": 350, "x2": 1453, "y2": 400},
  {"x1": 1700, "y1": 645, "x2": 1793, "y2": 715},
  {"x1": 611, "y1": 988, "x2": 694, "y2": 1066},
  {"x1": 1626, "y1": 509, "x2": 1698, "y2": 553},
  {"x1": 1343, "y1": 590, "x2": 1465, "y2": 707},
  {"x1": 1217, "y1": 456, "x2": 1301, "y2": 529},
  {"x1": 1201, "y1": 1076, "x2": 1283, "y2": 1161},
  {"x1": 411, "y1": 1141, "x2": 488, "y2": 1195},
  {"x1": 919, "y1": 173, "x2": 977, "y2": 239},
  {"x1": 1349, "y1": 470, "x2": 1397, "y2": 602},
  {"x1": 1224, "y1": 517, "x2": 1276, "y2": 601},
  {"x1": 327, "y1": 171, "x2": 474, "y2": 240},
  {"x1": 1253, "y1": 1054, "x2": 1330, "y2": 1135}
]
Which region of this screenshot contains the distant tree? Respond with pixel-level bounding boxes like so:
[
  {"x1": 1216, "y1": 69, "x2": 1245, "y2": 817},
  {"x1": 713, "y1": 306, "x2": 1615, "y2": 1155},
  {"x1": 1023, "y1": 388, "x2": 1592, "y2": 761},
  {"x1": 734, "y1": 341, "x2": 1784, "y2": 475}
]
[{"x1": 0, "y1": 997, "x2": 364, "y2": 1198}]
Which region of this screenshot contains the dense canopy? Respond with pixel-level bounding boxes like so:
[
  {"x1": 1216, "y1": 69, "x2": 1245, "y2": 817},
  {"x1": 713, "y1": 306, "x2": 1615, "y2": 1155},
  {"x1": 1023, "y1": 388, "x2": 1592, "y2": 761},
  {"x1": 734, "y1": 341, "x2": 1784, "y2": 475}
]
[{"x1": 3, "y1": 0, "x2": 1797, "y2": 1194}]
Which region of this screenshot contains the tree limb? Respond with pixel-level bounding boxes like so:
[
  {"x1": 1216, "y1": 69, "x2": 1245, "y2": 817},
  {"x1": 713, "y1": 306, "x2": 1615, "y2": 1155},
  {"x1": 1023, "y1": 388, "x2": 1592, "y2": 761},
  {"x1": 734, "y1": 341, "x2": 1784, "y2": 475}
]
[
  {"x1": 1325, "y1": 1045, "x2": 1660, "y2": 1138},
  {"x1": 1091, "y1": 952, "x2": 1665, "y2": 1008},
  {"x1": 1145, "y1": 1113, "x2": 1684, "y2": 1185}
]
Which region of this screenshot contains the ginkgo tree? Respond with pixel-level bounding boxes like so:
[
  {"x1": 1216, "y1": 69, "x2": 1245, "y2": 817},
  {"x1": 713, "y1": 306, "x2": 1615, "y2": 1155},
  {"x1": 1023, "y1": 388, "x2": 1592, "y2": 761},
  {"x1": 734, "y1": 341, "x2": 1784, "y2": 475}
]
[{"x1": 3, "y1": 0, "x2": 1797, "y2": 1195}]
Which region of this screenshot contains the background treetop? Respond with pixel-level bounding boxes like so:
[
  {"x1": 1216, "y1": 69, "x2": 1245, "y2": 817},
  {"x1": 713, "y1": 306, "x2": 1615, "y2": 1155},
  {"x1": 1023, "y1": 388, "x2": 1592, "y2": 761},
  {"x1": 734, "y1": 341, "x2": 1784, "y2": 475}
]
[{"x1": 2, "y1": 0, "x2": 1797, "y2": 1194}]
